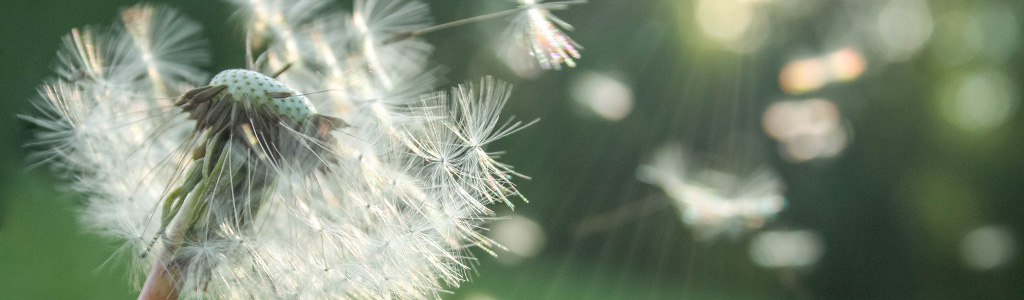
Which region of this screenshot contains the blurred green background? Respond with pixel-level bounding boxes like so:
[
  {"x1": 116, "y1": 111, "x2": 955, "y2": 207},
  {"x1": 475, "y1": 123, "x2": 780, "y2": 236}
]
[{"x1": 2, "y1": 0, "x2": 1023, "y2": 299}]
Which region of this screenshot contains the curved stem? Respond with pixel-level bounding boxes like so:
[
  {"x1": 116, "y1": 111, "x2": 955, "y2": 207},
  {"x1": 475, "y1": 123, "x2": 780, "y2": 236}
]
[
  {"x1": 137, "y1": 136, "x2": 231, "y2": 300},
  {"x1": 138, "y1": 244, "x2": 182, "y2": 300}
]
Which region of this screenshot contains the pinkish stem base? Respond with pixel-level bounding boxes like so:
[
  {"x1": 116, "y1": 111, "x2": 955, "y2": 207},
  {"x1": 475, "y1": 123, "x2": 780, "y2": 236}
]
[{"x1": 138, "y1": 245, "x2": 182, "y2": 300}]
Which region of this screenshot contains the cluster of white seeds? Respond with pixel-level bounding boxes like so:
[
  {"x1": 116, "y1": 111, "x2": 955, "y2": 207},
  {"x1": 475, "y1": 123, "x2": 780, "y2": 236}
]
[{"x1": 25, "y1": 0, "x2": 585, "y2": 298}]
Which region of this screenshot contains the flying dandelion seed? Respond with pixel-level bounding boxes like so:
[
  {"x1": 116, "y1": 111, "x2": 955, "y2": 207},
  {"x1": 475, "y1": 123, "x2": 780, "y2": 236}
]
[
  {"x1": 21, "y1": 1, "x2": 576, "y2": 299},
  {"x1": 370, "y1": 0, "x2": 585, "y2": 71},
  {"x1": 637, "y1": 142, "x2": 786, "y2": 241},
  {"x1": 503, "y1": 0, "x2": 585, "y2": 70}
]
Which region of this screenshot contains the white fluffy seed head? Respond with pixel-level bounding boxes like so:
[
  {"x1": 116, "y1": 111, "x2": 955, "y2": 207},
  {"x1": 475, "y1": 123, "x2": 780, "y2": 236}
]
[
  {"x1": 209, "y1": 69, "x2": 316, "y2": 121},
  {"x1": 25, "y1": 2, "x2": 547, "y2": 299}
]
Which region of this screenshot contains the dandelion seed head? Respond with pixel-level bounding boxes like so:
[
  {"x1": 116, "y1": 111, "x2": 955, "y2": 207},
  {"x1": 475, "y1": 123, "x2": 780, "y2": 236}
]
[{"x1": 25, "y1": 1, "x2": 553, "y2": 298}]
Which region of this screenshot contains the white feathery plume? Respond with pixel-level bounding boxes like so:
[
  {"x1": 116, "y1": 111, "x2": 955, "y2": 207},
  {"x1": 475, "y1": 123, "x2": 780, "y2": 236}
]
[
  {"x1": 504, "y1": 0, "x2": 585, "y2": 70},
  {"x1": 225, "y1": 0, "x2": 333, "y2": 93},
  {"x1": 304, "y1": 0, "x2": 442, "y2": 125},
  {"x1": 226, "y1": 0, "x2": 331, "y2": 62},
  {"x1": 350, "y1": 0, "x2": 435, "y2": 91},
  {"x1": 25, "y1": 1, "x2": 548, "y2": 299},
  {"x1": 638, "y1": 142, "x2": 787, "y2": 240},
  {"x1": 23, "y1": 3, "x2": 210, "y2": 284},
  {"x1": 120, "y1": 4, "x2": 210, "y2": 97}
]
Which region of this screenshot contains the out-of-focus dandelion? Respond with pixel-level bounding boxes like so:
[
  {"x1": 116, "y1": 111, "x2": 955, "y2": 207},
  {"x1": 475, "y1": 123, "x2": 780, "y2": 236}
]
[
  {"x1": 23, "y1": 0, "x2": 585, "y2": 299},
  {"x1": 637, "y1": 143, "x2": 786, "y2": 240}
]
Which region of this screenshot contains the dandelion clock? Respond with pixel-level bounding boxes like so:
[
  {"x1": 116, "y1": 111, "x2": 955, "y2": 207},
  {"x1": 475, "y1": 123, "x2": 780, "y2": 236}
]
[{"x1": 22, "y1": 0, "x2": 585, "y2": 299}]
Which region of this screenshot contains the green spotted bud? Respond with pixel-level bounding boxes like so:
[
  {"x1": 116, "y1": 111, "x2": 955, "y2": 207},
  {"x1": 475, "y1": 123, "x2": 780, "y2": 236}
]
[{"x1": 208, "y1": 69, "x2": 315, "y2": 121}]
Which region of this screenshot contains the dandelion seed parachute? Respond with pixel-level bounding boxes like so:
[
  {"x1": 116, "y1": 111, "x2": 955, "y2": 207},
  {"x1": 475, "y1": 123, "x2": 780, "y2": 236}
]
[
  {"x1": 503, "y1": 0, "x2": 584, "y2": 70},
  {"x1": 27, "y1": 1, "x2": 533, "y2": 299},
  {"x1": 638, "y1": 143, "x2": 786, "y2": 241}
]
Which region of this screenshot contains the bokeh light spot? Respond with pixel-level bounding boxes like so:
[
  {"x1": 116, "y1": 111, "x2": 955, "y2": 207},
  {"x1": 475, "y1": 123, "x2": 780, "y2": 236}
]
[
  {"x1": 828, "y1": 48, "x2": 867, "y2": 82},
  {"x1": 780, "y1": 48, "x2": 866, "y2": 94},
  {"x1": 750, "y1": 230, "x2": 824, "y2": 268},
  {"x1": 970, "y1": 2, "x2": 1020, "y2": 62},
  {"x1": 487, "y1": 215, "x2": 547, "y2": 265},
  {"x1": 571, "y1": 72, "x2": 634, "y2": 121},
  {"x1": 695, "y1": 0, "x2": 769, "y2": 53},
  {"x1": 875, "y1": 0, "x2": 934, "y2": 61},
  {"x1": 940, "y1": 70, "x2": 1019, "y2": 133},
  {"x1": 763, "y1": 99, "x2": 850, "y2": 162},
  {"x1": 697, "y1": 0, "x2": 753, "y2": 43},
  {"x1": 961, "y1": 225, "x2": 1016, "y2": 271}
]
